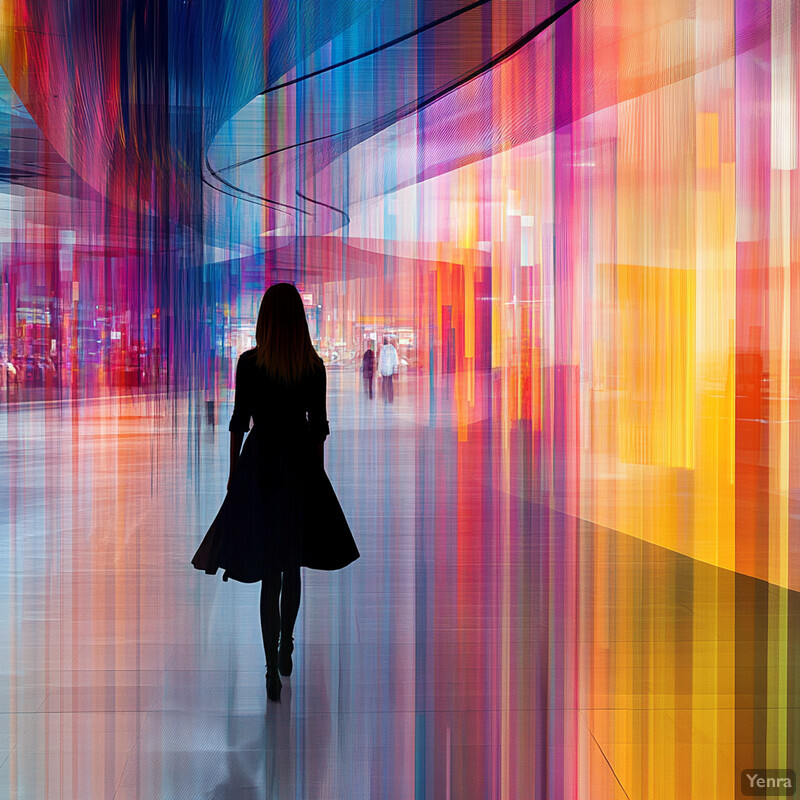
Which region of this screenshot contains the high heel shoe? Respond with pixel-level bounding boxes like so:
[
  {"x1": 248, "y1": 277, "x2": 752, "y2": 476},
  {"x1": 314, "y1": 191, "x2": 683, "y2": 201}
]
[
  {"x1": 278, "y1": 636, "x2": 294, "y2": 677},
  {"x1": 266, "y1": 667, "x2": 282, "y2": 701}
]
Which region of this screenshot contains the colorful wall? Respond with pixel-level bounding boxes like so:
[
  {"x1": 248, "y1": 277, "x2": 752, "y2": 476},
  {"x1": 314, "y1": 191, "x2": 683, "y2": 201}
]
[{"x1": 1, "y1": 2, "x2": 799, "y2": 795}]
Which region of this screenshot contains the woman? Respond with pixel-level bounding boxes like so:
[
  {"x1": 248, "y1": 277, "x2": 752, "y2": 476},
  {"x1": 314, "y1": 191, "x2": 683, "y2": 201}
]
[{"x1": 192, "y1": 283, "x2": 360, "y2": 701}]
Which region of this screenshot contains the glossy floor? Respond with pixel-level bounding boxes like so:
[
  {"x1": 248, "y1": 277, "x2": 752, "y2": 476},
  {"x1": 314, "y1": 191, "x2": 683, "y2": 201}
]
[{"x1": 0, "y1": 371, "x2": 793, "y2": 799}]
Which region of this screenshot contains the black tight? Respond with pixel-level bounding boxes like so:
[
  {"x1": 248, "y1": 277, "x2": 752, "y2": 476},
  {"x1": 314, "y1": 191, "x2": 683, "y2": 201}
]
[{"x1": 260, "y1": 568, "x2": 301, "y2": 664}]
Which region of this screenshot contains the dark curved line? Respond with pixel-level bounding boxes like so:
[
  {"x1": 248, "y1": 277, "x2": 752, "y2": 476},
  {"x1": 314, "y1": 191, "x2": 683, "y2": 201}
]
[
  {"x1": 202, "y1": 167, "x2": 297, "y2": 215},
  {"x1": 221, "y1": 0, "x2": 581, "y2": 174},
  {"x1": 418, "y1": 0, "x2": 580, "y2": 111},
  {"x1": 201, "y1": 172, "x2": 271, "y2": 209},
  {"x1": 204, "y1": 154, "x2": 310, "y2": 215},
  {"x1": 218, "y1": 0, "x2": 492, "y2": 175},
  {"x1": 259, "y1": 0, "x2": 492, "y2": 96},
  {"x1": 208, "y1": 0, "x2": 579, "y2": 219},
  {"x1": 296, "y1": 190, "x2": 350, "y2": 226},
  {"x1": 225, "y1": 135, "x2": 332, "y2": 170}
]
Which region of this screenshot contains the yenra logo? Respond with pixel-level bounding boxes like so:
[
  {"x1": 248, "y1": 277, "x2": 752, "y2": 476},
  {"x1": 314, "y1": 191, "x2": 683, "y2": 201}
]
[
  {"x1": 741, "y1": 769, "x2": 796, "y2": 797},
  {"x1": 747, "y1": 775, "x2": 792, "y2": 790}
]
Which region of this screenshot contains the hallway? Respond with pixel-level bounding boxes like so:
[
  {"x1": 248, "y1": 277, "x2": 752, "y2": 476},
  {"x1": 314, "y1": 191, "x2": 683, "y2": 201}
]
[{"x1": 0, "y1": 369, "x2": 787, "y2": 799}]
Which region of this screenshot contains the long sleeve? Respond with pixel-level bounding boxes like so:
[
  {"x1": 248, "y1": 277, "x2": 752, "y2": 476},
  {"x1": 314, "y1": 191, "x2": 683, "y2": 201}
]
[
  {"x1": 228, "y1": 354, "x2": 252, "y2": 433},
  {"x1": 306, "y1": 364, "x2": 330, "y2": 442}
]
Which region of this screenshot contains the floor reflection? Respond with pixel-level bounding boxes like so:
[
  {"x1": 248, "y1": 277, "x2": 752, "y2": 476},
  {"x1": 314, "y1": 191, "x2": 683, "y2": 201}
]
[{"x1": 0, "y1": 370, "x2": 794, "y2": 798}]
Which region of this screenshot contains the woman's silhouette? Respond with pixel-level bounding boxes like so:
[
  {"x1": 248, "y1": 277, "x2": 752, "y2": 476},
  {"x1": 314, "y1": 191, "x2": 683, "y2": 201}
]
[{"x1": 192, "y1": 283, "x2": 360, "y2": 701}]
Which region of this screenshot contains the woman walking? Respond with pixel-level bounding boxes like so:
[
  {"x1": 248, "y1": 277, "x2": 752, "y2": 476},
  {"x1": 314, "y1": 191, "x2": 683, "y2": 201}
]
[{"x1": 192, "y1": 283, "x2": 360, "y2": 701}]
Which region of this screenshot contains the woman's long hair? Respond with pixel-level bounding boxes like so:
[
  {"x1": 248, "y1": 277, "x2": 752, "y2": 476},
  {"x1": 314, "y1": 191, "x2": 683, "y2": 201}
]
[{"x1": 255, "y1": 283, "x2": 322, "y2": 382}]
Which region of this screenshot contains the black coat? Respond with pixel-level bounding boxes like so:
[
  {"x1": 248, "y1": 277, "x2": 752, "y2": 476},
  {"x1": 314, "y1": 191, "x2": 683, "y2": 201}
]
[
  {"x1": 192, "y1": 350, "x2": 359, "y2": 582},
  {"x1": 361, "y1": 348, "x2": 374, "y2": 375}
]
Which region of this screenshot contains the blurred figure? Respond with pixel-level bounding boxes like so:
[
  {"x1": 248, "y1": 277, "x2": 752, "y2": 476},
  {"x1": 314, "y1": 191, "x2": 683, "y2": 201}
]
[
  {"x1": 361, "y1": 340, "x2": 375, "y2": 399},
  {"x1": 378, "y1": 336, "x2": 398, "y2": 403},
  {"x1": 6, "y1": 354, "x2": 19, "y2": 397},
  {"x1": 205, "y1": 387, "x2": 216, "y2": 427},
  {"x1": 205, "y1": 355, "x2": 217, "y2": 427}
]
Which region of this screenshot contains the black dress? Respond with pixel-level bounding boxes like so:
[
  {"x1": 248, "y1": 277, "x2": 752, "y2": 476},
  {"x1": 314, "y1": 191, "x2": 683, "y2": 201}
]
[{"x1": 192, "y1": 350, "x2": 360, "y2": 583}]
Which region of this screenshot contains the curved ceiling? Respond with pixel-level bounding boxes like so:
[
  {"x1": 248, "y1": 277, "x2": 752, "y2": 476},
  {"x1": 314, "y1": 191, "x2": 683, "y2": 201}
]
[{"x1": 0, "y1": 1, "x2": 573, "y2": 228}]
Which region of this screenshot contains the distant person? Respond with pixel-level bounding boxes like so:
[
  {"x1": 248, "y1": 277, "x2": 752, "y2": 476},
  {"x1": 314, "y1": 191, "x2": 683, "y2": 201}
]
[
  {"x1": 6, "y1": 354, "x2": 18, "y2": 394},
  {"x1": 361, "y1": 341, "x2": 375, "y2": 399},
  {"x1": 378, "y1": 337, "x2": 398, "y2": 403},
  {"x1": 204, "y1": 387, "x2": 216, "y2": 427},
  {"x1": 192, "y1": 283, "x2": 360, "y2": 702},
  {"x1": 205, "y1": 357, "x2": 217, "y2": 427}
]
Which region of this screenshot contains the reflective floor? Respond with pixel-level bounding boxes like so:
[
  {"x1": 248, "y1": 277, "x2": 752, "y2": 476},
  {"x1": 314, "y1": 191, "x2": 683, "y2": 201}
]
[{"x1": 0, "y1": 370, "x2": 795, "y2": 799}]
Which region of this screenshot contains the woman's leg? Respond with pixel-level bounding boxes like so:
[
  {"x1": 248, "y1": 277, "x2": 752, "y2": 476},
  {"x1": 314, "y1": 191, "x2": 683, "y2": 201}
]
[
  {"x1": 280, "y1": 568, "x2": 301, "y2": 642},
  {"x1": 260, "y1": 569, "x2": 281, "y2": 668}
]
